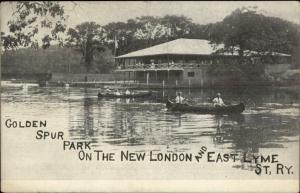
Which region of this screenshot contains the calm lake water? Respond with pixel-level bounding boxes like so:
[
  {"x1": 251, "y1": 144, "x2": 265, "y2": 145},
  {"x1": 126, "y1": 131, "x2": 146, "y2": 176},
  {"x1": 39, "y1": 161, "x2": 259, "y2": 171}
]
[{"x1": 2, "y1": 83, "x2": 299, "y2": 180}]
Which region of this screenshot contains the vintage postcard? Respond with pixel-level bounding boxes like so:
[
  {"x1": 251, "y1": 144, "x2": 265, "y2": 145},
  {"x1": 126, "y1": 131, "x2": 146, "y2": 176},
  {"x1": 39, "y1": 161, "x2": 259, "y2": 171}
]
[{"x1": 1, "y1": 1, "x2": 299, "y2": 192}]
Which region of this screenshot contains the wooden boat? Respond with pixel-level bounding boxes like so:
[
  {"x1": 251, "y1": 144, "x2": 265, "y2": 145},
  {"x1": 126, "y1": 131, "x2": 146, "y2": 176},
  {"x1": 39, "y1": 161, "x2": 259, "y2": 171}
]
[
  {"x1": 98, "y1": 91, "x2": 152, "y2": 98},
  {"x1": 166, "y1": 100, "x2": 245, "y2": 114}
]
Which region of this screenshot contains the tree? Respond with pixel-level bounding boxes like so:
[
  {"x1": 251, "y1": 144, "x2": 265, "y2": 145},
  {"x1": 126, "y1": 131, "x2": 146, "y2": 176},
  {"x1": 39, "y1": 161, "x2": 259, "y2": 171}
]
[
  {"x1": 132, "y1": 15, "x2": 194, "y2": 48},
  {"x1": 1, "y1": 1, "x2": 67, "y2": 50},
  {"x1": 65, "y1": 22, "x2": 106, "y2": 73},
  {"x1": 133, "y1": 16, "x2": 170, "y2": 47},
  {"x1": 160, "y1": 15, "x2": 193, "y2": 39},
  {"x1": 207, "y1": 6, "x2": 300, "y2": 80},
  {"x1": 209, "y1": 6, "x2": 300, "y2": 56},
  {"x1": 103, "y1": 15, "x2": 195, "y2": 56},
  {"x1": 104, "y1": 21, "x2": 134, "y2": 56}
]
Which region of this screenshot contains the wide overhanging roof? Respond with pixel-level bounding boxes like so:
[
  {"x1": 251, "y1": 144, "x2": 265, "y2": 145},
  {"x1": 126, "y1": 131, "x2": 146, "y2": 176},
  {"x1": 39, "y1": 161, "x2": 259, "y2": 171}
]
[
  {"x1": 116, "y1": 39, "x2": 219, "y2": 58},
  {"x1": 115, "y1": 38, "x2": 291, "y2": 59}
]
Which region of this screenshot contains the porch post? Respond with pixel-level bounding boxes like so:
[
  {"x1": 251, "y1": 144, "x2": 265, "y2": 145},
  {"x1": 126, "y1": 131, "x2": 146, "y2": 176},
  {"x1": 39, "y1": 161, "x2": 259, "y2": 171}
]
[
  {"x1": 146, "y1": 72, "x2": 149, "y2": 86},
  {"x1": 128, "y1": 71, "x2": 130, "y2": 83},
  {"x1": 167, "y1": 55, "x2": 170, "y2": 68},
  {"x1": 167, "y1": 70, "x2": 169, "y2": 81}
]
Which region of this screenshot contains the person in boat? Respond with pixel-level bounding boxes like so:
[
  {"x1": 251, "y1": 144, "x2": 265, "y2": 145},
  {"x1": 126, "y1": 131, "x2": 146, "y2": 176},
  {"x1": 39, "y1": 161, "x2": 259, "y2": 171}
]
[
  {"x1": 114, "y1": 89, "x2": 121, "y2": 96},
  {"x1": 125, "y1": 89, "x2": 131, "y2": 95},
  {"x1": 104, "y1": 88, "x2": 111, "y2": 94},
  {"x1": 175, "y1": 92, "x2": 185, "y2": 104},
  {"x1": 212, "y1": 93, "x2": 226, "y2": 107}
]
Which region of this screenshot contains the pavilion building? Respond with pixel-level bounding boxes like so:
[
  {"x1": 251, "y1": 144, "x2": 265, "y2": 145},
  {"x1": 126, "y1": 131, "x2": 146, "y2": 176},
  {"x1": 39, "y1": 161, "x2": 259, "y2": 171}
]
[{"x1": 114, "y1": 38, "x2": 291, "y2": 87}]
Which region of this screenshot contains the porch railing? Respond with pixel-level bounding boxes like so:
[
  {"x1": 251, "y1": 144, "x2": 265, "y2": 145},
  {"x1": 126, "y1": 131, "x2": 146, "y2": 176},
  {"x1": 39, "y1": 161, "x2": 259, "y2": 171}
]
[{"x1": 117, "y1": 62, "x2": 209, "y2": 70}]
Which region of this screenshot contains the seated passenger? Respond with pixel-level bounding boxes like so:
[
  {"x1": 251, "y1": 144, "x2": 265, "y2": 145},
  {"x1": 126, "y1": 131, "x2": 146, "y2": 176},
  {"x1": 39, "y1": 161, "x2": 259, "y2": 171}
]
[
  {"x1": 105, "y1": 88, "x2": 111, "y2": 94},
  {"x1": 212, "y1": 93, "x2": 225, "y2": 107},
  {"x1": 115, "y1": 89, "x2": 121, "y2": 96},
  {"x1": 125, "y1": 89, "x2": 131, "y2": 95},
  {"x1": 175, "y1": 92, "x2": 185, "y2": 104}
]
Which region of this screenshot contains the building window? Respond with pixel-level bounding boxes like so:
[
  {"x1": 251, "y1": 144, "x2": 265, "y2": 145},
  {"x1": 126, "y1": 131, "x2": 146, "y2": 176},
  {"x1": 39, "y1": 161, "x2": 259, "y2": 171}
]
[{"x1": 187, "y1": 71, "x2": 195, "y2": 77}]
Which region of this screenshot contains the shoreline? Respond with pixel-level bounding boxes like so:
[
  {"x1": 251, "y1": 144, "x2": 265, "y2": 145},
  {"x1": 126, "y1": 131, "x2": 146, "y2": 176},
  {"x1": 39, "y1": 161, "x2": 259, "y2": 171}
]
[
  {"x1": 2, "y1": 79, "x2": 300, "y2": 90},
  {"x1": 2, "y1": 80, "x2": 300, "y2": 97}
]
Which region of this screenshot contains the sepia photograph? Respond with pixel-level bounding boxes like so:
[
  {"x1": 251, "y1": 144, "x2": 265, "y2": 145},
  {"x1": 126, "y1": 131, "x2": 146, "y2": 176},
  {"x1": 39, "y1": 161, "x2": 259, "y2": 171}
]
[{"x1": 1, "y1": 1, "x2": 300, "y2": 192}]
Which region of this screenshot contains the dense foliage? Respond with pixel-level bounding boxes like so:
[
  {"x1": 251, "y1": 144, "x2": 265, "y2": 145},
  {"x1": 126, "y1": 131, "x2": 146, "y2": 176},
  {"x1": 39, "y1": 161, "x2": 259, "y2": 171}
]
[
  {"x1": 65, "y1": 22, "x2": 106, "y2": 72},
  {"x1": 1, "y1": 3, "x2": 299, "y2": 75},
  {"x1": 1, "y1": 46, "x2": 114, "y2": 74},
  {"x1": 209, "y1": 7, "x2": 300, "y2": 56},
  {"x1": 2, "y1": 1, "x2": 67, "y2": 50}
]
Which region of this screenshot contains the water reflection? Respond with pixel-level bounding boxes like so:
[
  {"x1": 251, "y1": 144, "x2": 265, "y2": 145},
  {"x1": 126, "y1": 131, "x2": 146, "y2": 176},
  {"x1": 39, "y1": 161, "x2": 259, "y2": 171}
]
[
  {"x1": 1, "y1": 85, "x2": 299, "y2": 174},
  {"x1": 66, "y1": 88, "x2": 299, "y2": 151}
]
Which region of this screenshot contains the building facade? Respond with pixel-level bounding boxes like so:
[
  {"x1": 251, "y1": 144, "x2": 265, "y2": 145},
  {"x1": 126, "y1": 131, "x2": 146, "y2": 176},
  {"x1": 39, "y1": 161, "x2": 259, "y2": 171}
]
[{"x1": 114, "y1": 39, "x2": 291, "y2": 87}]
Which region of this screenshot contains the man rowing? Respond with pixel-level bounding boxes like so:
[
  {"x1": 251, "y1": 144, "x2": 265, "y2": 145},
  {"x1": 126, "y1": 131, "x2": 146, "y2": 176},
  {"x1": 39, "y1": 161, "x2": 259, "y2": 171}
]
[
  {"x1": 175, "y1": 92, "x2": 185, "y2": 104},
  {"x1": 125, "y1": 88, "x2": 131, "y2": 95},
  {"x1": 114, "y1": 89, "x2": 121, "y2": 96},
  {"x1": 212, "y1": 93, "x2": 226, "y2": 107}
]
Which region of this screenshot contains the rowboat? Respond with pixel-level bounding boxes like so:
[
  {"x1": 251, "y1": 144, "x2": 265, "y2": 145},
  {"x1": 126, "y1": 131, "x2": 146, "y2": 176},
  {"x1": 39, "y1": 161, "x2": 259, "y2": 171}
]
[
  {"x1": 166, "y1": 100, "x2": 245, "y2": 114},
  {"x1": 98, "y1": 91, "x2": 152, "y2": 98}
]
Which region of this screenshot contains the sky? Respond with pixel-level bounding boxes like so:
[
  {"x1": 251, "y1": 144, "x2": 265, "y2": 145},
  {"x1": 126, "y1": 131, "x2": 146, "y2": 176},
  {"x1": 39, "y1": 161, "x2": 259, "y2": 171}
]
[
  {"x1": 60, "y1": 1, "x2": 300, "y2": 26},
  {"x1": 0, "y1": 1, "x2": 299, "y2": 47},
  {"x1": 1, "y1": 1, "x2": 300, "y2": 31}
]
